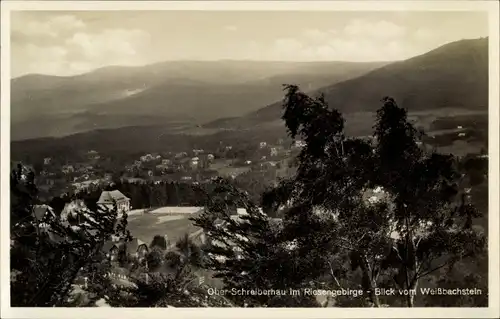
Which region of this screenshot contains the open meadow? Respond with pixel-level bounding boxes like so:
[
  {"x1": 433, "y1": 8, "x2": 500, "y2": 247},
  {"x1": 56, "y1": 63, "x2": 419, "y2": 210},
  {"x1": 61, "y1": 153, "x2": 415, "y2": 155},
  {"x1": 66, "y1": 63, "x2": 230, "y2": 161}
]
[{"x1": 126, "y1": 212, "x2": 201, "y2": 246}]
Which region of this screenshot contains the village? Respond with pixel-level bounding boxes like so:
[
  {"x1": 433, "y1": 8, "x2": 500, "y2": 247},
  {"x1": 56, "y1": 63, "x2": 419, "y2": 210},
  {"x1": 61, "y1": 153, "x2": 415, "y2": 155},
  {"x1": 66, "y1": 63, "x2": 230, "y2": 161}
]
[
  {"x1": 33, "y1": 184, "x2": 287, "y2": 307},
  {"x1": 26, "y1": 134, "x2": 304, "y2": 293},
  {"x1": 20, "y1": 136, "x2": 312, "y2": 303},
  {"x1": 26, "y1": 138, "x2": 307, "y2": 203}
]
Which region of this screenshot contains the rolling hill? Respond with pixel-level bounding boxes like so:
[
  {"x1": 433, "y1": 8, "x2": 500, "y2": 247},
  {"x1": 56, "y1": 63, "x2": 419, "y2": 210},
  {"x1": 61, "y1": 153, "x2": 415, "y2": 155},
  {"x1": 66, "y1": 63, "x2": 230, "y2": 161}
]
[
  {"x1": 11, "y1": 60, "x2": 388, "y2": 140},
  {"x1": 209, "y1": 37, "x2": 488, "y2": 129}
]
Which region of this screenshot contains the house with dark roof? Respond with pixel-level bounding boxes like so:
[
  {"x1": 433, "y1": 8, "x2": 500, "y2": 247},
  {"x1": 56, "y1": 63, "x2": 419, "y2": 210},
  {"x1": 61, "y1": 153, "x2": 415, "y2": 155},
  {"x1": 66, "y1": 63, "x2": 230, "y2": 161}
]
[
  {"x1": 31, "y1": 205, "x2": 67, "y2": 242},
  {"x1": 33, "y1": 205, "x2": 57, "y2": 230},
  {"x1": 97, "y1": 190, "x2": 131, "y2": 213},
  {"x1": 33, "y1": 204, "x2": 56, "y2": 221},
  {"x1": 62, "y1": 165, "x2": 75, "y2": 174},
  {"x1": 103, "y1": 238, "x2": 149, "y2": 262}
]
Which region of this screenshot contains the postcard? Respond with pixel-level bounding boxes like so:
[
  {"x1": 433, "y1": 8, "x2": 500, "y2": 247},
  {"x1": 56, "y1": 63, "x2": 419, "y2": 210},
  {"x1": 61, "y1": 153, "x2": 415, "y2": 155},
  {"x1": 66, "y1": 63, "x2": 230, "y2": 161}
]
[{"x1": 1, "y1": 1, "x2": 499, "y2": 318}]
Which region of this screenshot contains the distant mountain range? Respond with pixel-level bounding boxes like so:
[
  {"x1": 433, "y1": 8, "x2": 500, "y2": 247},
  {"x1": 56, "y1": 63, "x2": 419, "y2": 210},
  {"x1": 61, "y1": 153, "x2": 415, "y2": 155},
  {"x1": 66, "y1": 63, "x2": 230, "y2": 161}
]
[
  {"x1": 207, "y1": 37, "x2": 488, "y2": 129},
  {"x1": 11, "y1": 60, "x2": 388, "y2": 140},
  {"x1": 11, "y1": 37, "x2": 488, "y2": 142}
]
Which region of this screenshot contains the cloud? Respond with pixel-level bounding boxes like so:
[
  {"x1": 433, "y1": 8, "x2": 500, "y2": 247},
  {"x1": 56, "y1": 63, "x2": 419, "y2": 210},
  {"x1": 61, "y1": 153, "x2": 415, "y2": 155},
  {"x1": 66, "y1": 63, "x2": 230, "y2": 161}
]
[
  {"x1": 66, "y1": 28, "x2": 150, "y2": 61},
  {"x1": 414, "y1": 27, "x2": 435, "y2": 41},
  {"x1": 13, "y1": 13, "x2": 478, "y2": 76},
  {"x1": 252, "y1": 35, "x2": 412, "y2": 62},
  {"x1": 244, "y1": 19, "x2": 412, "y2": 62},
  {"x1": 273, "y1": 38, "x2": 304, "y2": 55},
  {"x1": 24, "y1": 44, "x2": 68, "y2": 60},
  {"x1": 13, "y1": 44, "x2": 70, "y2": 75},
  {"x1": 301, "y1": 29, "x2": 338, "y2": 43},
  {"x1": 224, "y1": 25, "x2": 238, "y2": 32},
  {"x1": 50, "y1": 15, "x2": 86, "y2": 30},
  {"x1": 343, "y1": 19, "x2": 406, "y2": 39},
  {"x1": 12, "y1": 24, "x2": 152, "y2": 76},
  {"x1": 11, "y1": 13, "x2": 154, "y2": 76},
  {"x1": 12, "y1": 14, "x2": 86, "y2": 39}
]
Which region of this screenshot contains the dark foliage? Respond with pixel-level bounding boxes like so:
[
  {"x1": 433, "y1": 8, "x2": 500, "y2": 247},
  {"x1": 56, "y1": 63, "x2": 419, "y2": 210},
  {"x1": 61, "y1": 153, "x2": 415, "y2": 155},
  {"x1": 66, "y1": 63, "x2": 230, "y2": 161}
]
[
  {"x1": 192, "y1": 85, "x2": 487, "y2": 308},
  {"x1": 10, "y1": 164, "x2": 132, "y2": 306}
]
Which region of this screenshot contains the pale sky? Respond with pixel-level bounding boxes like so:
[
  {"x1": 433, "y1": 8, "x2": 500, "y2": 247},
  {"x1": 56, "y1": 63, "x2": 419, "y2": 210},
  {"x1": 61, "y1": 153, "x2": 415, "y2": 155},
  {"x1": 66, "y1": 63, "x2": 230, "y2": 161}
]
[{"x1": 10, "y1": 10, "x2": 489, "y2": 77}]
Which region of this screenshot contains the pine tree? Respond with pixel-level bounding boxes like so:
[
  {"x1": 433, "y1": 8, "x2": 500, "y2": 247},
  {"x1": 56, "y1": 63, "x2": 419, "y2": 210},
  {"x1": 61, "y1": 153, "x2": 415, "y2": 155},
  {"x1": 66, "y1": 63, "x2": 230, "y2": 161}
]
[
  {"x1": 10, "y1": 164, "x2": 132, "y2": 306},
  {"x1": 117, "y1": 234, "x2": 230, "y2": 307},
  {"x1": 191, "y1": 178, "x2": 319, "y2": 307}
]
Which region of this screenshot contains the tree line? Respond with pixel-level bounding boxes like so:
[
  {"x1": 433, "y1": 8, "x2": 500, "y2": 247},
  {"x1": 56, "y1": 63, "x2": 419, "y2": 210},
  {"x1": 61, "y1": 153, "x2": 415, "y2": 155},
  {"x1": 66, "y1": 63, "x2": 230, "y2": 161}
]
[{"x1": 46, "y1": 180, "x2": 212, "y2": 216}]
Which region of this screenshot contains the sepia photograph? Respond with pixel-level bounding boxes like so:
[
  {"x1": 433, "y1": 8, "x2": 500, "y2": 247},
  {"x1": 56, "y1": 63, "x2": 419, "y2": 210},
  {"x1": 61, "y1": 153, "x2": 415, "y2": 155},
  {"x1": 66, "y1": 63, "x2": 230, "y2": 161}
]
[{"x1": 1, "y1": 1, "x2": 499, "y2": 318}]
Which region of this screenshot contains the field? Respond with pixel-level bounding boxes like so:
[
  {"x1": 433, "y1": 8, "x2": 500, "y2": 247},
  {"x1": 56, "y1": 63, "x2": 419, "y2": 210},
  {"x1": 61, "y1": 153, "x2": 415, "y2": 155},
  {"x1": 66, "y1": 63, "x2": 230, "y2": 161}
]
[
  {"x1": 126, "y1": 212, "x2": 201, "y2": 246},
  {"x1": 436, "y1": 140, "x2": 483, "y2": 157},
  {"x1": 216, "y1": 166, "x2": 252, "y2": 177},
  {"x1": 342, "y1": 109, "x2": 488, "y2": 156},
  {"x1": 155, "y1": 215, "x2": 187, "y2": 223},
  {"x1": 210, "y1": 159, "x2": 253, "y2": 177}
]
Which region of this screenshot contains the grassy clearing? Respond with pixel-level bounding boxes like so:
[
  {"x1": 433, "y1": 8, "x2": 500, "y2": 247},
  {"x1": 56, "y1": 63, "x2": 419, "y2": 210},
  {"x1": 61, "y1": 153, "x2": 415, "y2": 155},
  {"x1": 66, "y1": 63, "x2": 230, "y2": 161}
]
[
  {"x1": 127, "y1": 213, "x2": 201, "y2": 246},
  {"x1": 216, "y1": 166, "x2": 252, "y2": 177},
  {"x1": 156, "y1": 215, "x2": 187, "y2": 223}
]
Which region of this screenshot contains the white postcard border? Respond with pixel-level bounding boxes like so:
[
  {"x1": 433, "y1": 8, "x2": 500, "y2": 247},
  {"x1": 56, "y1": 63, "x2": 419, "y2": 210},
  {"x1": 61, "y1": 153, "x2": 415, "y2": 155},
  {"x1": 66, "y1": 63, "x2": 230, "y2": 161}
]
[{"x1": 1, "y1": 1, "x2": 498, "y2": 318}]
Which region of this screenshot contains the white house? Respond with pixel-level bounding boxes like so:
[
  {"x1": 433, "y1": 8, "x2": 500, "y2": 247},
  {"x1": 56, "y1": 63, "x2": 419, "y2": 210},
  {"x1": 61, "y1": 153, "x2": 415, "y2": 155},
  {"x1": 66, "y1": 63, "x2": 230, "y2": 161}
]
[
  {"x1": 193, "y1": 149, "x2": 205, "y2": 156},
  {"x1": 97, "y1": 190, "x2": 131, "y2": 213},
  {"x1": 191, "y1": 157, "x2": 200, "y2": 168},
  {"x1": 140, "y1": 154, "x2": 154, "y2": 162},
  {"x1": 87, "y1": 150, "x2": 100, "y2": 160},
  {"x1": 62, "y1": 165, "x2": 75, "y2": 174}
]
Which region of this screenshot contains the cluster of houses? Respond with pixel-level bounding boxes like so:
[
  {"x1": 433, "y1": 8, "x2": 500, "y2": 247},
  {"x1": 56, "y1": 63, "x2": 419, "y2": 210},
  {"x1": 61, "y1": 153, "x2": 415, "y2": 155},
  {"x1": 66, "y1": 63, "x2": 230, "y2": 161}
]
[
  {"x1": 33, "y1": 189, "x2": 145, "y2": 264},
  {"x1": 34, "y1": 150, "x2": 118, "y2": 199},
  {"x1": 103, "y1": 237, "x2": 150, "y2": 263},
  {"x1": 87, "y1": 150, "x2": 101, "y2": 160},
  {"x1": 51, "y1": 151, "x2": 103, "y2": 176},
  {"x1": 36, "y1": 138, "x2": 299, "y2": 198},
  {"x1": 125, "y1": 150, "x2": 217, "y2": 181},
  {"x1": 34, "y1": 189, "x2": 132, "y2": 223}
]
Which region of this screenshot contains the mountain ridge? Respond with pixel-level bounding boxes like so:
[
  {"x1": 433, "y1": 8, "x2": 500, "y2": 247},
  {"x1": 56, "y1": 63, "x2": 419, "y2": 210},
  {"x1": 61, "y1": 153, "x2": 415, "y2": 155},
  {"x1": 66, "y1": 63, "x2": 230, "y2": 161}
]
[
  {"x1": 206, "y1": 37, "x2": 488, "y2": 129},
  {"x1": 11, "y1": 60, "x2": 388, "y2": 140}
]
